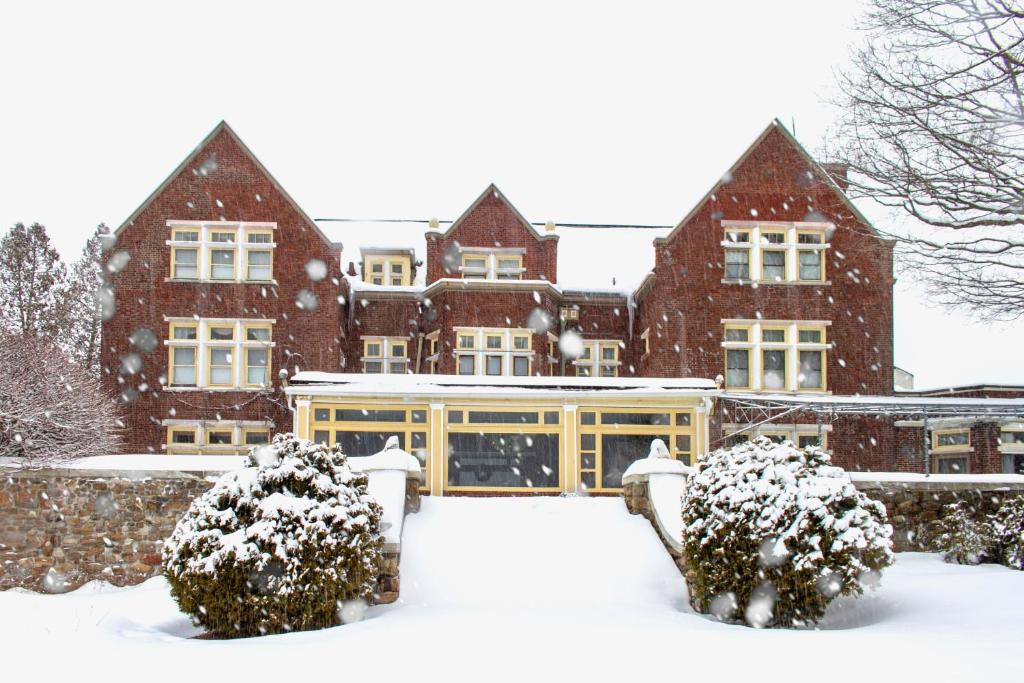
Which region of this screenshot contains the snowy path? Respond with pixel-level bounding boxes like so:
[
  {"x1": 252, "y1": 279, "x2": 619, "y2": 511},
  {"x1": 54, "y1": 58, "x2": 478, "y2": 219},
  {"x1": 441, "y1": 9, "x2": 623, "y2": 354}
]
[{"x1": 1, "y1": 497, "x2": 1023, "y2": 682}]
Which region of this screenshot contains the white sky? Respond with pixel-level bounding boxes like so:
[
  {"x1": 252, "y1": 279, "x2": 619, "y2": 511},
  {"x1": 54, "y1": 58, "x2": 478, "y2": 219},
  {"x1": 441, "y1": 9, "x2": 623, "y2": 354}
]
[{"x1": 1, "y1": 0, "x2": 1021, "y2": 389}]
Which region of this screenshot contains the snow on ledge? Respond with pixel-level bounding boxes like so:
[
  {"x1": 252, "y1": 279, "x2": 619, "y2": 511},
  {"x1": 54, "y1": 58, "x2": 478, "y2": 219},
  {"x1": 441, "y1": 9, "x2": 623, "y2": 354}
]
[
  {"x1": 848, "y1": 471, "x2": 1024, "y2": 486},
  {"x1": 0, "y1": 454, "x2": 249, "y2": 473},
  {"x1": 621, "y1": 457, "x2": 692, "y2": 482}
]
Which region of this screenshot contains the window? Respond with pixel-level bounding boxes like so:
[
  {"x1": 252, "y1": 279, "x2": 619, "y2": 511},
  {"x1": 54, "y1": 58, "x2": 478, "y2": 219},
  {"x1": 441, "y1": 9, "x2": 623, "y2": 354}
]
[
  {"x1": 723, "y1": 321, "x2": 829, "y2": 392},
  {"x1": 724, "y1": 424, "x2": 829, "y2": 452},
  {"x1": 934, "y1": 456, "x2": 969, "y2": 474},
  {"x1": 426, "y1": 332, "x2": 440, "y2": 374},
  {"x1": 244, "y1": 429, "x2": 270, "y2": 445},
  {"x1": 363, "y1": 255, "x2": 412, "y2": 286},
  {"x1": 933, "y1": 429, "x2": 970, "y2": 451},
  {"x1": 166, "y1": 319, "x2": 274, "y2": 390},
  {"x1": 453, "y1": 328, "x2": 534, "y2": 376},
  {"x1": 166, "y1": 222, "x2": 277, "y2": 282},
  {"x1": 362, "y1": 337, "x2": 408, "y2": 374},
  {"x1": 573, "y1": 340, "x2": 621, "y2": 377},
  {"x1": 459, "y1": 251, "x2": 525, "y2": 280},
  {"x1": 165, "y1": 422, "x2": 273, "y2": 453},
  {"x1": 721, "y1": 222, "x2": 830, "y2": 284},
  {"x1": 207, "y1": 430, "x2": 233, "y2": 446},
  {"x1": 169, "y1": 428, "x2": 196, "y2": 445}
]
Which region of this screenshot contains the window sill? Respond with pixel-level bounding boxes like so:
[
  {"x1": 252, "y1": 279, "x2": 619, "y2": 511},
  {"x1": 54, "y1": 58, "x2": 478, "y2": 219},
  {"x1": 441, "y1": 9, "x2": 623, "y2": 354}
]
[
  {"x1": 720, "y1": 279, "x2": 831, "y2": 286},
  {"x1": 929, "y1": 447, "x2": 974, "y2": 455},
  {"x1": 162, "y1": 386, "x2": 269, "y2": 393},
  {"x1": 164, "y1": 278, "x2": 279, "y2": 285}
]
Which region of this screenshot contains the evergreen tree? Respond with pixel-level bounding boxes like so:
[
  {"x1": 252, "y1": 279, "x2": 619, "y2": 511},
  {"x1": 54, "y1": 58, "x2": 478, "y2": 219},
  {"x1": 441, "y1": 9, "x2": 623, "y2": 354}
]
[
  {"x1": 0, "y1": 223, "x2": 68, "y2": 337},
  {"x1": 60, "y1": 224, "x2": 111, "y2": 375}
]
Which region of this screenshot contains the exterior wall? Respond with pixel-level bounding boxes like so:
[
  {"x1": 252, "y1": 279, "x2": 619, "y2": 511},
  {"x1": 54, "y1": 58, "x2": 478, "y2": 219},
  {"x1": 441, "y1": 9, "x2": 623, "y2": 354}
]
[
  {"x1": 0, "y1": 468, "x2": 420, "y2": 598},
  {"x1": 101, "y1": 126, "x2": 344, "y2": 453}
]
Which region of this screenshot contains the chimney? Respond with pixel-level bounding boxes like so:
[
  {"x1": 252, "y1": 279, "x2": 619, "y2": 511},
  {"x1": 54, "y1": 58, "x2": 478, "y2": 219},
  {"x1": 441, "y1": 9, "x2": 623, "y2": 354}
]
[
  {"x1": 544, "y1": 221, "x2": 556, "y2": 233},
  {"x1": 821, "y1": 162, "x2": 849, "y2": 191}
]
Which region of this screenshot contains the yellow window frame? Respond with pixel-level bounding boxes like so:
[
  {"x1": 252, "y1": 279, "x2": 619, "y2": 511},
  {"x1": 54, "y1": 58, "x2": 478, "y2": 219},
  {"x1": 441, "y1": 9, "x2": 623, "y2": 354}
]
[
  {"x1": 723, "y1": 323, "x2": 752, "y2": 343},
  {"x1": 577, "y1": 407, "x2": 695, "y2": 493},
  {"x1": 207, "y1": 346, "x2": 235, "y2": 387},
  {"x1": 724, "y1": 347, "x2": 752, "y2": 390},
  {"x1": 932, "y1": 428, "x2": 971, "y2": 452},
  {"x1": 364, "y1": 339, "x2": 384, "y2": 358},
  {"x1": 244, "y1": 323, "x2": 272, "y2": 342},
  {"x1": 760, "y1": 325, "x2": 788, "y2": 344},
  {"x1": 797, "y1": 325, "x2": 826, "y2": 344},
  {"x1": 512, "y1": 333, "x2": 531, "y2": 351},
  {"x1": 170, "y1": 245, "x2": 199, "y2": 279},
  {"x1": 205, "y1": 428, "x2": 235, "y2": 447},
  {"x1": 456, "y1": 331, "x2": 477, "y2": 350},
  {"x1": 243, "y1": 346, "x2": 271, "y2": 388},
  {"x1": 461, "y1": 253, "x2": 488, "y2": 278},
  {"x1": 245, "y1": 248, "x2": 274, "y2": 282},
  {"x1": 171, "y1": 228, "x2": 200, "y2": 242},
  {"x1": 311, "y1": 402, "x2": 431, "y2": 492},
  {"x1": 169, "y1": 322, "x2": 198, "y2": 340},
  {"x1": 796, "y1": 348, "x2": 826, "y2": 392},
  {"x1": 760, "y1": 248, "x2": 787, "y2": 281},
  {"x1": 244, "y1": 229, "x2": 274, "y2": 245},
  {"x1": 208, "y1": 324, "x2": 235, "y2": 341},
  {"x1": 723, "y1": 227, "x2": 752, "y2": 244},
  {"x1": 445, "y1": 406, "x2": 563, "y2": 493},
  {"x1": 495, "y1": 254, "x2": 523, "y2": 280},
  {"x1": 485, "y1": 333, "x2": 504, "y2": 350},
  {"x1": 166, "y1": 426, "x2": 198, "y2": 449},
  {"x1": 242, "y1": 427, "x2": 271, "y2": 446},
  {"x1": 208, "y1": 245, "x2": 237, "y2": 280},
  {"x1": 364, "y1": 256, "x2": 411, "y2": 286}
]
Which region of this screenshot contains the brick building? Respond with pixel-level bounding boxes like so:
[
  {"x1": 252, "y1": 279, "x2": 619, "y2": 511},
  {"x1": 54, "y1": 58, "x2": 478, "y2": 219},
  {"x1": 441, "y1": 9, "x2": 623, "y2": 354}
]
[{"x1": 102, "y1": 120, "x2": 1024, "y2": 490}]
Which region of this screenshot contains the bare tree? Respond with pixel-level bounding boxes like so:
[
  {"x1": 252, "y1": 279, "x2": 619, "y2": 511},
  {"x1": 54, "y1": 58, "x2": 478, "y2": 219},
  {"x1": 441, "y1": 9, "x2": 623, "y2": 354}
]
[
  {"x1": 834, "y1": 0, "x2": 1024, "y2": 320},
  {"x1": 0, "y1": 332, "x2": 121, "y2": 465},
  {"x1": 0, "y1": 223, "x2": 68, "y2": 335}
]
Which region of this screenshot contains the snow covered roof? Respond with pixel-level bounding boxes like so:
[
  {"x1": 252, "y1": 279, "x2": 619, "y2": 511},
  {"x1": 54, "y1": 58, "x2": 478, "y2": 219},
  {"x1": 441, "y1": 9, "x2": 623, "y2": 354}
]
[
  {"x1": 316, "y1": 218, "x2": 671, "y2": 294},
  {"x1": 287, "y1": 371, "x2": 717, "y2": 399}
]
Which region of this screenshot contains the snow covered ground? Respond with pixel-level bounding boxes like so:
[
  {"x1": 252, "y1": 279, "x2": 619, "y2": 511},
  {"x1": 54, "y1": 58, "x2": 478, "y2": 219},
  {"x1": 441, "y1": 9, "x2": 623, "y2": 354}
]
[{"x1": 2, "y1": 497, "x2": 1023, "y2": 682}]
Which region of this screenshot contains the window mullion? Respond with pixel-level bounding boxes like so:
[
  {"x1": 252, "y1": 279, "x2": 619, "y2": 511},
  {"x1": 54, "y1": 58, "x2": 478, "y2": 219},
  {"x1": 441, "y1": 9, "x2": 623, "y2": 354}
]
[
  {"x1": 786, "y1": 228, "x2": 797, "y2": 281},
  {"x1": 751, "y1": 323, "x2": 762, "y2": 390},
  {"x1": 750, "y1": 226, "x2": 761, "y2": 281}
]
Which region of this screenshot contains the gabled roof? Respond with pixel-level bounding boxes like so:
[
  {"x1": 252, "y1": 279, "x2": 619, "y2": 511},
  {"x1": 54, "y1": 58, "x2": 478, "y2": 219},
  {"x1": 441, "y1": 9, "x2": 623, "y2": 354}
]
[
  {"x1": 115, "y1": 121, "x2": 337, "y2": 249},
  {"x1": 655, "y1": 119, "x2": 882, "y2": 246},
  {"x1": 435, "y1": 183, "x2": 558, "y2": 242}
]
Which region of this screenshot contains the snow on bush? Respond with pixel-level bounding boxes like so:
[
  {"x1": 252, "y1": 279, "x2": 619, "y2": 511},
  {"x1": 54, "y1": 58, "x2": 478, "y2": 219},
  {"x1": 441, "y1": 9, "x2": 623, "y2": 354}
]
[
  {"x1": 992, "y1": 496, "x2": 1024, "y2": 571},
  {"x1": 162, "y1": 433, "x2": 384, "y2": 638},
  {"x1": 680, "y1": 437, "x2": 894, "y2": 628},
  {"x1": 925, "y1": 501, "x2": 995, "y2": 565}
]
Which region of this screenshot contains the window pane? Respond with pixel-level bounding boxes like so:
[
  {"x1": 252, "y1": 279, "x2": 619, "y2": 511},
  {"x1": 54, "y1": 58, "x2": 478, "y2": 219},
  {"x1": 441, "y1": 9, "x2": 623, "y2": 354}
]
[
  {"x1": 763, "y1": 350, "x2": 786, "y2": 390},
  {"x1": 247, "y1": 250, "x2": 272, "y2": 280},
  {"x1": 174, "y1": 231, "x2": 199, "y2": 242},
  {"x1": 798, "y1": 329, "x2": 822, "y2": 343},
  {"x1": 210, "y1": 367, "x2": 232, "y2": 385},
  {"x1": 391, "y1": 277, "x2": 402, "y2": 286},
  {"x1": 726, "y1": 349, "x2": 749, "y2": 388},
  {"x1": 366, "y1": 343, "x2": 381, "y2": 357},
  {"x1": 391, "y1": 344, "x2": 406, "y2": 357},
  {"x1": 458, "y1": 335, "x2": 475, "y2": 349},
  {"x1": 246, "y1": 327, "x2": 271, "y2": 341},
  {"x1": 486, "y1": 355, "x2": 502, "y2": 375},
  {"x1": 335, "y1": 431, "x2": 405, "y2": 457},
  {"x1": 798, "y1": 435, "x2": 820, "y2": 449},
  {"x1": 172, "y1": 348, "x2": 196, "y2": 385},
  {"x1": 313, "y1": 430, "x2": 330, "y2": 445},
  {"x1": 447, "y1": 433, "x2": 559, "y2": 488},
  {"x1": 798, "y1": 233, "x2": 823, "y2": 244},
  {"x1": 314, "y1": 408, "x2": 329, "y2": 421},
  {"x1": 365, "y1": 361, "x2": 383, "y2": 373},
  {"x1": 799, "y1": 250, "x2": 821, "y2": 280},
  {"x1": 580, "y1": 412, "x2": 596, "y2": 426},
  {"x1": 513, "y1": 336, "x2": 529, "y2": 350},
  {"x1": 245, "y1": 431, "x2": 270, "y2": 445},
  {"x1": 601, "y1": 412, "x2": 670, "y2": 426},
  {"x1": 468, "y1": 411, "x2": 539, "y2": 424},
  {"x1": 601, "y1": 346, "x2": 616, "y2": 360},
  {"x1": 724, "y1": 249, "x2": 749, "y2": 279},
  {"x1": 936, "y1": 431, "x2": 970, "y2": 447},
  {"x1": 247, "y1": 349, "x2": 268, "y2": 385},
  {"x1": 174, "y1": 249, "x2": 198, "y2": 278},
  {"x1": 464, "y1": 258, "x2": 486, "y2": 269},
  {"x1": 762, "y1": 251, "x2": 786, "y2": 280},
  {"x1": 371, "y1": 262, "x2": 384, "y2": 273},
  {"x1": 208, "y1": 431, "x2": 232, "y2": 445},
  {"x1": 211, "y1": 232, "x2": 235, "y2": 243},
  {"x1": 675, "y1": 412, "x2": 691, "y2": 426},
  {"x1": 391, "y1": 263, "x2": 403, "y2": 273},
  {"x1": 581, "y1": 434, "x2": 596, "y2": 450},
  {"x1": 725, "y1": 231, "x2": 750, "y2": 243},
  {"x1": 211, "y1": 249, "x2": 235, "y2": 279},
  {"x1": 247, "y1": 232, "x2": 272, "y2": 244},
  {"x1": 725, "y1": 328, "x2": 749, "y2": 342},
  {"x1": 335, "y1": 409, "x2": 406, "y2": 422},
  {"x1": 171, "y1": 431, "x2": 195, "y2": 444},
  {"x1": 512, "y1": 356, "x2": 529, "y2": 376},
  {"x1": 675, "y1": 435, "x2": 692, "y2": 452},
  {"x1": 798, "y1": 350, "x2": 823, "y2": 389},
  {"x1": 600, "y1": 434, "x2": 669, "y2": 489},
  {"x1": 544, "y1": 411, "x2": 559, "y2": 425},
  {"x1": 173, "y1": 326, "x2": 197, "y2": 340},
  {"x1": 1002, "y1": 431, "x2": 1024, "y2": 445},
  {"x1": 937, "y1": 457, "x2": 968, "y2": 474},
  {"x1": 599, "y1": 365, "x2": 617, "y2": 377},
  {"x1": 486, "y1": 335, "x2": 502, "y2": 349},
  {"x1": 762, "y1": 329, "x2": 785, "y2": 343},
  {"x1": 389, "y1": 362, "x2": 406, "y2": 374},
  {"x1": 458, "y1": 355, "x2": 475, "y2": 375},
  {"x1": 210, "y1": 327, "x2": 233, "y2": 341},
  {"x1": 497, "y1": 258, "x2": 519, "y2": 270},
  {"x1": 762, "y1": 232, "x2": 785, "y2": 244}
]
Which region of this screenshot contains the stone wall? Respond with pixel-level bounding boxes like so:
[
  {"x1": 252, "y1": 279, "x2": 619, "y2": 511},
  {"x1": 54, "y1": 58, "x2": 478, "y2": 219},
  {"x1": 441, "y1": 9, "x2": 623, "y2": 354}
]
[{"x1": 1, "y1": 468, "x2": 422, "y2": 597}]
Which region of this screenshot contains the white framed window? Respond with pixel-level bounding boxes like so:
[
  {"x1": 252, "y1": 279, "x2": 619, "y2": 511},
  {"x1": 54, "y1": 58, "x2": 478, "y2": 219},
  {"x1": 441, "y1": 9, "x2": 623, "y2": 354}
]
[
  {"x1": 165, "y1": 318, "x2": 274, "y2": 390},
  {"x1": 573, "y1": 340, "x2": 622, "y2": 377},
  {"x1": 722, "y1": 320, "x2": 830, "y2": 392},
  {"x1": 166, "y1": 221, "x2": 278, "y2": 283},
  {"x1": 453, "y1": 327, "x2": 534, "y2": 376},
  {"x1": 362, "y1": 337, "x2": 409, "y2": 374},
  {"x1": 721, "y1": 221, "x2": 830, "y2": 284}
]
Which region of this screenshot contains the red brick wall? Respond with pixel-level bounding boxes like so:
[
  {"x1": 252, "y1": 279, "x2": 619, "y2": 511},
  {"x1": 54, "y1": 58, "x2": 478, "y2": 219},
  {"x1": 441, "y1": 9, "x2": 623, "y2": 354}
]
[{"x1": 101, "y1": 126, "x2": 344, "y2": 453}]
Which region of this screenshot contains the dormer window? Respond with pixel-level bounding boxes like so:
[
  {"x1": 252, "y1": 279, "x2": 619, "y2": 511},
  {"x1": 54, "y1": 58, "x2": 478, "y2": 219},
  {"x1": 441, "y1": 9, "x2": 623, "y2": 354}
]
[
  {"x1": 459, "y1": 250, "x2": 525, "y2": 280},
  {"x1": 362, "y1": 250, "x2": 413, "y2": 286}
]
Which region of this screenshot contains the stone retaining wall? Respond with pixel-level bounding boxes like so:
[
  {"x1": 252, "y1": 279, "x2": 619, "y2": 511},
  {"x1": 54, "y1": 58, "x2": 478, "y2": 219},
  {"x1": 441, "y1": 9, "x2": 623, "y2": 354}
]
[{"x1": 0, "y1": 469, "x2": 421, "y2": 597}]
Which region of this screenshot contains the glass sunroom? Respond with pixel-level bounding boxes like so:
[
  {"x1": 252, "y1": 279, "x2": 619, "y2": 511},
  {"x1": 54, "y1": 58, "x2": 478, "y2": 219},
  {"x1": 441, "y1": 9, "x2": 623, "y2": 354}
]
[{"x1": 285, "y1": 373, "x2": 718, "y2": 495}]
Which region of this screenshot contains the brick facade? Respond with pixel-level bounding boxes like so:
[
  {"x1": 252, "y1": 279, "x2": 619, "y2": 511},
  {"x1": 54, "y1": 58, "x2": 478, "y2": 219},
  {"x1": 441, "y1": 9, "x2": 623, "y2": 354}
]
[{"x1": 101, "y1": 120, "x2": 1014, "y2": 474}]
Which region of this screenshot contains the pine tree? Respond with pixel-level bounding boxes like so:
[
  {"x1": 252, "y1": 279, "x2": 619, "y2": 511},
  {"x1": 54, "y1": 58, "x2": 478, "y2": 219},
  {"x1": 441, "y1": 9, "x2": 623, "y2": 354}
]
[
  {"x1": 0, "y1": 223, "x2": 69, "y2": 337},
  {"x1": 60, "y1": 224, "x2": 111, "y2": 375}
]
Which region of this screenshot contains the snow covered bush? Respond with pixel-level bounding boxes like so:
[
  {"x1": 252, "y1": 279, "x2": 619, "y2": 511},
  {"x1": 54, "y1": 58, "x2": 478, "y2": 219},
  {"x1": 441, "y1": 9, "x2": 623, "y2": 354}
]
[
  {"x1": 925, "y1": 501, "x2": 995, "y2": 565},
  {"x1": 680, "y1": 437, "x2": 894, "y2": 628},
  {"x1": 162, "y1": 433, "x2": 384, "y2": 638},
  {"x1": 991, "y1": 496, "x2": 1024, "y2": 571}
]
